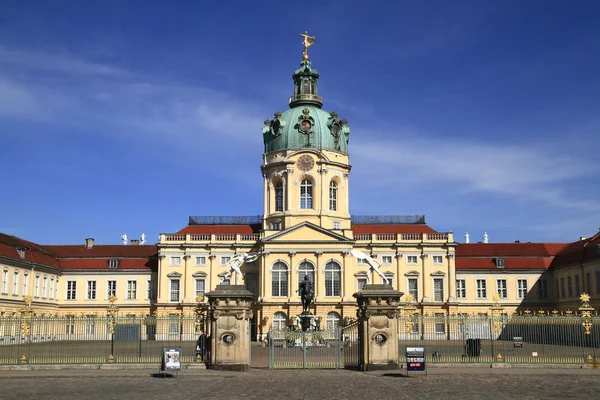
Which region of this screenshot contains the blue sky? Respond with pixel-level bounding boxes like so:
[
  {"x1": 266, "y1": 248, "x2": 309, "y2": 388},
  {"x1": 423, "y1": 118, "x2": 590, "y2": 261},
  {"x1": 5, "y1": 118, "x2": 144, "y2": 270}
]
[{"x1": 1, "y1": 0, "x2": 599, "y2": 245}]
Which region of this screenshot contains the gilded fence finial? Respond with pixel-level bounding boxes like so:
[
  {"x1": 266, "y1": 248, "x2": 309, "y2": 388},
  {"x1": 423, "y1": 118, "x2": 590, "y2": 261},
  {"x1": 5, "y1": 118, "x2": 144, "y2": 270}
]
[{"x1": 579, "y1": 293, "x2": 594, "y2": 335}]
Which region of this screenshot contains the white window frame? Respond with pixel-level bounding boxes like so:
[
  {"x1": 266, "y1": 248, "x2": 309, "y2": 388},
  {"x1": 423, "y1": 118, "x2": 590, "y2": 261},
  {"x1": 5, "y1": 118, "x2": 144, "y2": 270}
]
[
  {"x1": 195, "y1": 256, "x2": 206, "y2": 266},
  {"x1": 23, "y1": 272, "x2": 29, "y2": 297},
  {"x1": 85, "y1": 315, "x2": 95, "y2": 335},
  {"x1": 170, "y1": 256, "x2": 181, "y2": 266},
  {"x1": 326, "y1": 311, "x2": 341, "y2": 330},
  {"x1": 406, "y1": 255, "x2": 418, "y2": 265},
  {"x1": 127, "y1": 280, "x2": 137, "y2": 300},
  {"x1": 220, "y1": 256, "x2": 231, "y2": 266},
  {"x1": 13, "y1": 271, "x2": 19, "y2": 295},
  {"x1": 300, "y1": 179, "x2": 313, "y2": 209},
  {"x1": 434, "y1": 313, "x2": 446, "y2": 334},
  {"x1": 49, "y1": 278, "x2": 55, "y2": 299},
  {"x1": 496, "y1": 279, "x2": 507, "y2": 299},
  {"x1": 108, "y1": 258, "x2": 119, "y2": 269},
  {"x1": 87, "y1": 280, "x2": 97, "y2": 300},
  {"x1": 271, "y1": 262, "x2": 289, "y2": 297},
  {"x1": 517, "y1": 279, "x2": 528, "y2": 299},
  {"x1": 476, "y1": 279, "x2": 487, "y2": 299},
  {"x1": 42, "y1": 276, "x2": 48, "y2": 298},
  {"x1": 170, "y1": 279, "x2": 180, "y2": 302},
  {"x1": 381, "y1": 255, "x2": 393, "y2": 265},
  {"x1": 332, "y1": 221, "x2": 341, "y2": 230},
  {"x1": 66, "y1": 280, "x2": 76, "y2": 300},
  {"x1": 456, "y1": 279, "x2": 466, "y2": 299},
  {"x1": 433, "y1": 277, "x2": 444, "y2": 302},
  {"x1": 407, "y1": 277, "x2": 419, "y2": 300},
  {"x1": 431, "y1": 255, "x2": 444, "y2": 265},
  {"x1": 146, "y1": 279, "x2": 154, "y2": 300},
  {"x1": 329, "y1": 181, "x2": 338, "y2": 211},
  {"x1": 324, "y1": 262, "x2": 342, "y2": 297},
  {"x1": 195, "y1": 278, "x2": 206, "y2": 297},
  {"x1": 1, "y1": 269, "x2": 8, "y2": 294},
  {"x1": 270, "y1": 221, "x2": 282, "y2": 230},
  {"x1": 273, "y1": 312, "x2": 287, "y2": 331},
  {"x1": 107, "y1": 280, "x2": 117, "y2": 298}
]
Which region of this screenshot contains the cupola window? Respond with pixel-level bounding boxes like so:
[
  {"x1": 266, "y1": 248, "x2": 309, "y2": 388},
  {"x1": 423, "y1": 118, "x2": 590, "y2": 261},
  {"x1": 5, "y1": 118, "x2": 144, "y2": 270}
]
[
  {"x1": 329, "y1": 181, "x2": 338, "y2": 211},
  {"x1": 275, "y1": 181, "x2": 283, "y2": 211},
  {"x1": 300, "y1": 179, "x2": 313, "y2": 209}
]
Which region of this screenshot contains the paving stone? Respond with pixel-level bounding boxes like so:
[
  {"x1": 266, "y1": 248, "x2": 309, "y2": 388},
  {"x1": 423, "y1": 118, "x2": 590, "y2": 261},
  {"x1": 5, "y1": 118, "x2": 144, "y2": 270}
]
[{"x1": 0, "y1": 368, "x2": 599, "y2": 400}]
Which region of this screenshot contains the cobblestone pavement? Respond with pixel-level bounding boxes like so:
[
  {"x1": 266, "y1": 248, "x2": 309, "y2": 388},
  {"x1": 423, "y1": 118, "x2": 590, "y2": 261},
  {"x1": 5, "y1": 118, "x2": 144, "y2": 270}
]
[{"x1": 0, "y1": 368, "x2": 599, "y2": 400}]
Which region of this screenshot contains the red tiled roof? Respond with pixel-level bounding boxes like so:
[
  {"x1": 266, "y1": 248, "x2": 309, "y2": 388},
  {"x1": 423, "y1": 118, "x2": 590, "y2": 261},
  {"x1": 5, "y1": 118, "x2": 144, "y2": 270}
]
[
  {"x1": 352, "y1": 224, "x2": 437, "y2": 233},
  {"x1": 550, "y1": 232, "x2": 600, "y2": 270},
  {"x1": 43, "y1": 245, "x2": 158, "y2": 258},
  {"x1": 177, "y1": 224, "x2": 262, "y2": 234},
  {"x1": 0, "y1": 233, "x2": 61, "y2": 269},
  {"x1": 59, "y1": 258, "x2": 157, "y2": 271},
  {"x1": 456, "y1": 257, "x2": 553, "y2": 270},
  {"x1": 456, "y1": 243, "x2": 569, "y2": 257}
]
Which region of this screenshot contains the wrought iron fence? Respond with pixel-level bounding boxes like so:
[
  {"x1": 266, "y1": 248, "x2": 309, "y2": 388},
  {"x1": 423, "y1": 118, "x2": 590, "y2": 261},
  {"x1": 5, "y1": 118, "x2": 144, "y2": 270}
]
[
  {"x1": 268, "y1": 321, "x2": 360, "y2": 370},
  {"x1": 0, "y1": 315, "x2": 210, "y2": 365},
  {"x1": 397, "y1": 313, "x2": 600, "y2": 365},
  {"x1": 268, "y1": 328, "x2": 342, "y2": 369}
]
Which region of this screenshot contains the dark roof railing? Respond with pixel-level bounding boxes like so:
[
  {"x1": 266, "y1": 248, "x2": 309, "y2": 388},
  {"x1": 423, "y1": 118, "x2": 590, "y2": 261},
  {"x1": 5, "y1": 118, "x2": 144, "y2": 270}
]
[
  {"x1": 188, "y1": 215, "x2": 426, "y2": 225},
  {"x1": 189, "y1": 216, "x2": 263, "y2": 225}
]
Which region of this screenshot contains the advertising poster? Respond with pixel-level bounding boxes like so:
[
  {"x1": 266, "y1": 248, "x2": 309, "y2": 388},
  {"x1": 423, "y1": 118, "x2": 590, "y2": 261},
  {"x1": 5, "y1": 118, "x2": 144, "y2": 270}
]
[{"x1": 162, "y1": 348, "x2": 182, "y2": 371}]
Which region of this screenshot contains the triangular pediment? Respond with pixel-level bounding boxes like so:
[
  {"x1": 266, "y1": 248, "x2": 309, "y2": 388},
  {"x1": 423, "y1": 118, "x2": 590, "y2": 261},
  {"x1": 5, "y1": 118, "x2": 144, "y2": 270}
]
[{"x1": 263, "y1": 221, "x2": 353, "y2": 243}]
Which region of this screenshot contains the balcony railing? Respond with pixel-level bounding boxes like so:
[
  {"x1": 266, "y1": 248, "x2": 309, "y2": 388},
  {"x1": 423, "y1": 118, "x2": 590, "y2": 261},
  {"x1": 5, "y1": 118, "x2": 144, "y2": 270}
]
[
  {"x1": 353, "y1": 232, "x2": 452, "y2": 242},
  {"x1": 161, "y1": 233, "x2": 261, "y2": 243}
]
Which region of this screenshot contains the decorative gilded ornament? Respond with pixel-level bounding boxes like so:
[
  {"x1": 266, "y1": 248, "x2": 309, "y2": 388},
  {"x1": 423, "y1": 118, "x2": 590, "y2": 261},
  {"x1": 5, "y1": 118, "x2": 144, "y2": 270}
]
[{"x1": 300, "y1": 31, "x2": 315, "y2": 60}]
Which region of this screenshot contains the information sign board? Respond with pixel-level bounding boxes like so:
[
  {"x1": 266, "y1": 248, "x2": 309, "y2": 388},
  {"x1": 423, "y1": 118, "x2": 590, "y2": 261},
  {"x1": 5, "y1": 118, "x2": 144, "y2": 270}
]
[{"x1": 406, "y1": 346, "x2": 426, "y2": 372}]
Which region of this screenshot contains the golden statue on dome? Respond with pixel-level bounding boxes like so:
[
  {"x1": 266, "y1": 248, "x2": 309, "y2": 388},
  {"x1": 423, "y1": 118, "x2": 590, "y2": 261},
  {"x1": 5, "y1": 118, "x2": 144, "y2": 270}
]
[{"x1": 300, "y1": 31, "x2": 315, "y2": 60}]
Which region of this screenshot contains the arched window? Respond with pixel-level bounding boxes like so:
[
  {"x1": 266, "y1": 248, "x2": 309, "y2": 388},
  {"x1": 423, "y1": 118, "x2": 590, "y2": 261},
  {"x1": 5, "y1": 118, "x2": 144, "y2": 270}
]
[
  {"x1": 324, "y1": 262, "x2": 341, "y2": 297},
  {"x1": 300, "y1": 179, "x2": 312, "y2": 209},
  {"x1": 273, "y1": 312, "x2": 287, "y2": 331},
  {"x1": 326, "y1": 311, "x2": 341, "y2": 330},
  {"x1": 297, "y1": 261, "x2": 315, "y2": 291},
  {"x1": 329, "y1": 181, "x2": 338, "y2": 211},
  {"x1": 271, "y1": 262, "x2": 288, "y2": 297},
  {"x1": 275, "y1": 181, "x2": 283, "y2": 212}
]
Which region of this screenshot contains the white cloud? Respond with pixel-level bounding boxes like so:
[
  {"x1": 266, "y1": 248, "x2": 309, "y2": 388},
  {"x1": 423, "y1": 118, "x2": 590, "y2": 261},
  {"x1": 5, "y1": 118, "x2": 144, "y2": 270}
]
[
  {"x1": 351, "y1": 133, "x2": 600, "y2": 212},
  {"x1": 0, "y1": 47, "x2": 129, "y2": 77}
]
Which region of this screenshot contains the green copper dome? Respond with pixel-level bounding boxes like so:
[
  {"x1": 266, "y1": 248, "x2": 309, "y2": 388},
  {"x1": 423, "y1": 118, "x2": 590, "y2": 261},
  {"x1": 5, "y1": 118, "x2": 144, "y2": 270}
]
[{"x1": 263, "y1": 60, "x2": 350, "y2": 154}]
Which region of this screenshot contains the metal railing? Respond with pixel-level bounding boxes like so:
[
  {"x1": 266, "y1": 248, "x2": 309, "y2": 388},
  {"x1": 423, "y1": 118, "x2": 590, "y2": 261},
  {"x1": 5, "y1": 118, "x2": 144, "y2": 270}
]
[
  {"x1": 0, "y1": 315, "x2": 210, "y2": 365},
  {"x1": 398, "y1": 313, "x2": 600, "y2": 365}
]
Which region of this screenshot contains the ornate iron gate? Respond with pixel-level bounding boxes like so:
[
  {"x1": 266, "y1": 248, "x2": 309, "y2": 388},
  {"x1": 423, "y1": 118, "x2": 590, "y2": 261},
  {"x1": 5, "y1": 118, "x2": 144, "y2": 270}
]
[{"x1": 268, "y1": 323, "x2": 359, "y2": 369}]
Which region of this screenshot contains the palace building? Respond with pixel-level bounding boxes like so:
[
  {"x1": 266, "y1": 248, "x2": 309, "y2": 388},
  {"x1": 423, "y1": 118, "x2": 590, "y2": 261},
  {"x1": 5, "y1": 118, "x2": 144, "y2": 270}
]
[{"x1": 1, "y1": 47, "x2": 598, "y2": 340}]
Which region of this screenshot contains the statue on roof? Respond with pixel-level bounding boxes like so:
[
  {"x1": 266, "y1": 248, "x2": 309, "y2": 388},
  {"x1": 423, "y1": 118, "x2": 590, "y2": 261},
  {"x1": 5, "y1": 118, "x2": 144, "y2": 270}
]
[
  {"x1": 121, "y1": 233, "x2": 128, "y2": 245},
  {"x1": 140, "y1": 233, "x2": 147, "y2": 245},
  {"x1": 300, "y1": 31, "x2": 315, "y2": 60},
  {"x1": 465, "y1": 232, "x2": 470, "y2": 244},
  {"x1": 483, "y1": 232, "x2": 489, "y2": 244}
]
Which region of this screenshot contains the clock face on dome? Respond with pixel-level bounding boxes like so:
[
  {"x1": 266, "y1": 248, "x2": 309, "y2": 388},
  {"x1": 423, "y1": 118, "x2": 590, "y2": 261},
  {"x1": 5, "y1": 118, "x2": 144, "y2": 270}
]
[
  {"x1": 297, "y1": 155, "x2": 314, "y2": 171},
  {"x1": 300, "y1": 120, "x2": 312, "y2": 132}
]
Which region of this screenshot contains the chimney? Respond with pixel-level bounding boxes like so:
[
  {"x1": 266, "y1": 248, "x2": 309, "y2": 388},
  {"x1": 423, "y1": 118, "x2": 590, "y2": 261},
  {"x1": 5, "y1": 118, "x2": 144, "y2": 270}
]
[
  {"x1": 515, "y1": 240, "x2": 520, "y2": 243},
  {"x1": 130, "y1": 239, "x2": 140, "y2": 245},
  {"x1": 580, "y1": 236, "x2": 586, "y2": 241},
  {"x1": 85, "y1": 238, "x2": 94, "y2": 249}
]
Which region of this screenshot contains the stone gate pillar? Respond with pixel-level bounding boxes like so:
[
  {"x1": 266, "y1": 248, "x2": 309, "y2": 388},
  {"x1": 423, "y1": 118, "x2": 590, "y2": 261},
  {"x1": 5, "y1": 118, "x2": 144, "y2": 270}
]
[
  {"x1": 354, "y1": 284, "x2": 403, "y2": 371},
  {"x1": 206, "y1": 285, "x2": 254, "y2": 371}
]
